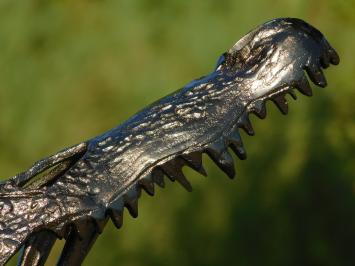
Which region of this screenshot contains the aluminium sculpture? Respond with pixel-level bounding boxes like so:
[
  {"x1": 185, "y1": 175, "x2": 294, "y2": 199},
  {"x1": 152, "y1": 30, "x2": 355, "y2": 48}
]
[{"x1": 0, "y1": 18, "x2": 339, "y2": 265}]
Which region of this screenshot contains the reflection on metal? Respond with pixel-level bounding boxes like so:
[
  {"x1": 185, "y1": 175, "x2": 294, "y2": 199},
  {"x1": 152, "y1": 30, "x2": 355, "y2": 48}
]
[{"x1": 0, "y1": 18, "x2": 339, "y2": 265}]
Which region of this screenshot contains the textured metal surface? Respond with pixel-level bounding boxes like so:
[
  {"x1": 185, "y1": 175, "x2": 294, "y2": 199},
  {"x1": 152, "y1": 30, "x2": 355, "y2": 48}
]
[{"x1": 0, "y1": 18, "x2": 339, "y2": 265}]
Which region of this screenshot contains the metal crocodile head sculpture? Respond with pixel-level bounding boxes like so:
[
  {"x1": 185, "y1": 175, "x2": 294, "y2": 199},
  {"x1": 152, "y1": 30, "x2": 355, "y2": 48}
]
[{"x1": 0, "y1": 18, "x2": 339, "y2": 265}]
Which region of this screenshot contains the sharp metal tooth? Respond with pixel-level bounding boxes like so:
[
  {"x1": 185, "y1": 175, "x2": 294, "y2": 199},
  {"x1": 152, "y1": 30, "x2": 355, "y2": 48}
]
[
  {"x1": 206, "y1": 139, "x2": 225, "y2": 158},
  {"x1": 199, "y1": 166, "x2": 208, "y2": 176},
  {"x1": 207, "y1": 151, "x2": 235, "y2": 179},
  {"x1": 94, "y1": 217, "x2": 108, "y2": 234},
  {"x1": 160, "y1": 163, "x2": 176, "y2": 182},
  {"x1": 139, "y1": 175, "x2": 155, "y2": 196},
  {"x1": 175, "y1": 172, "x2": 192, "y2": 192},
  {"x1": 124, "y1": 197, "x2": 138, "y2": 218},
  {"x1": 152, "y1": 168, "x2": 165, "y2": 188},
  {"x1": 109, "y1": 209, "x2": 124, "y2": 229},
  {"x1": 161, "y1": 160, "x2": 192, "y2": 192},
  {"x1": 328, "y1": 47, "x2": 340, "y2": 65},
  {"x1": 296, "y1": 75, "x2": 312, "y2": 96},
  {"x1": 124, "y1": 188, "x2": 140, "y2": 218},
  {"x1": 108, "y1": 198, "x2": 124, "y2": 229},
  {"x1": 238, "y1": 113, "x2": 255, "y2": 136},
  {"x1": 251, "y1": 100, "x2": 267, "y2": 119},
  {"x1": 320, "y1": 53, "x2": 330, "y2": 69},
  {"x1": 272, "y1": 95, "x2": 288, "y2": 115},
  {"x1": 206, "y1": 141, "x2": 235, "y2": 179},
  {"x1": 305, "y1": 64, "x2": 327, "y2": 88},
  {"x1": 288, "y1": 90, "x2": 297, "y2": 100},
  {"x1": 218, "y1": 151, "x2": 236, "y2": 179},
  {"x1": 228, "y1": 130, "x2": 247, "y2": 160},
  {"x1": 181, "y1": 151, "x2": 207, "y2": 176}
]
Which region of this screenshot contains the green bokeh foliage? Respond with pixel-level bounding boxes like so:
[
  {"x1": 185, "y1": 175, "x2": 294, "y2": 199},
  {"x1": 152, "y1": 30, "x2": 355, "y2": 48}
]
[{"x1": 0, "y1": 0, "x2": 354, "y2": 265}]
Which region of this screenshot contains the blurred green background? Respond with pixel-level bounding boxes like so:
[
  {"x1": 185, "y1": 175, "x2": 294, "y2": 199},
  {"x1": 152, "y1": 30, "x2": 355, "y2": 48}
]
[{"x1": 1, "y1": 0, "x2": 354, "y2": 265}]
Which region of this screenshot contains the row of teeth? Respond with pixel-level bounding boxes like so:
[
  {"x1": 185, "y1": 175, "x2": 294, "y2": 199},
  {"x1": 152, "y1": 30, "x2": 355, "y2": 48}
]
[{"x1": 66, "y1": 50, "x2": 336, "y2": 238}]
